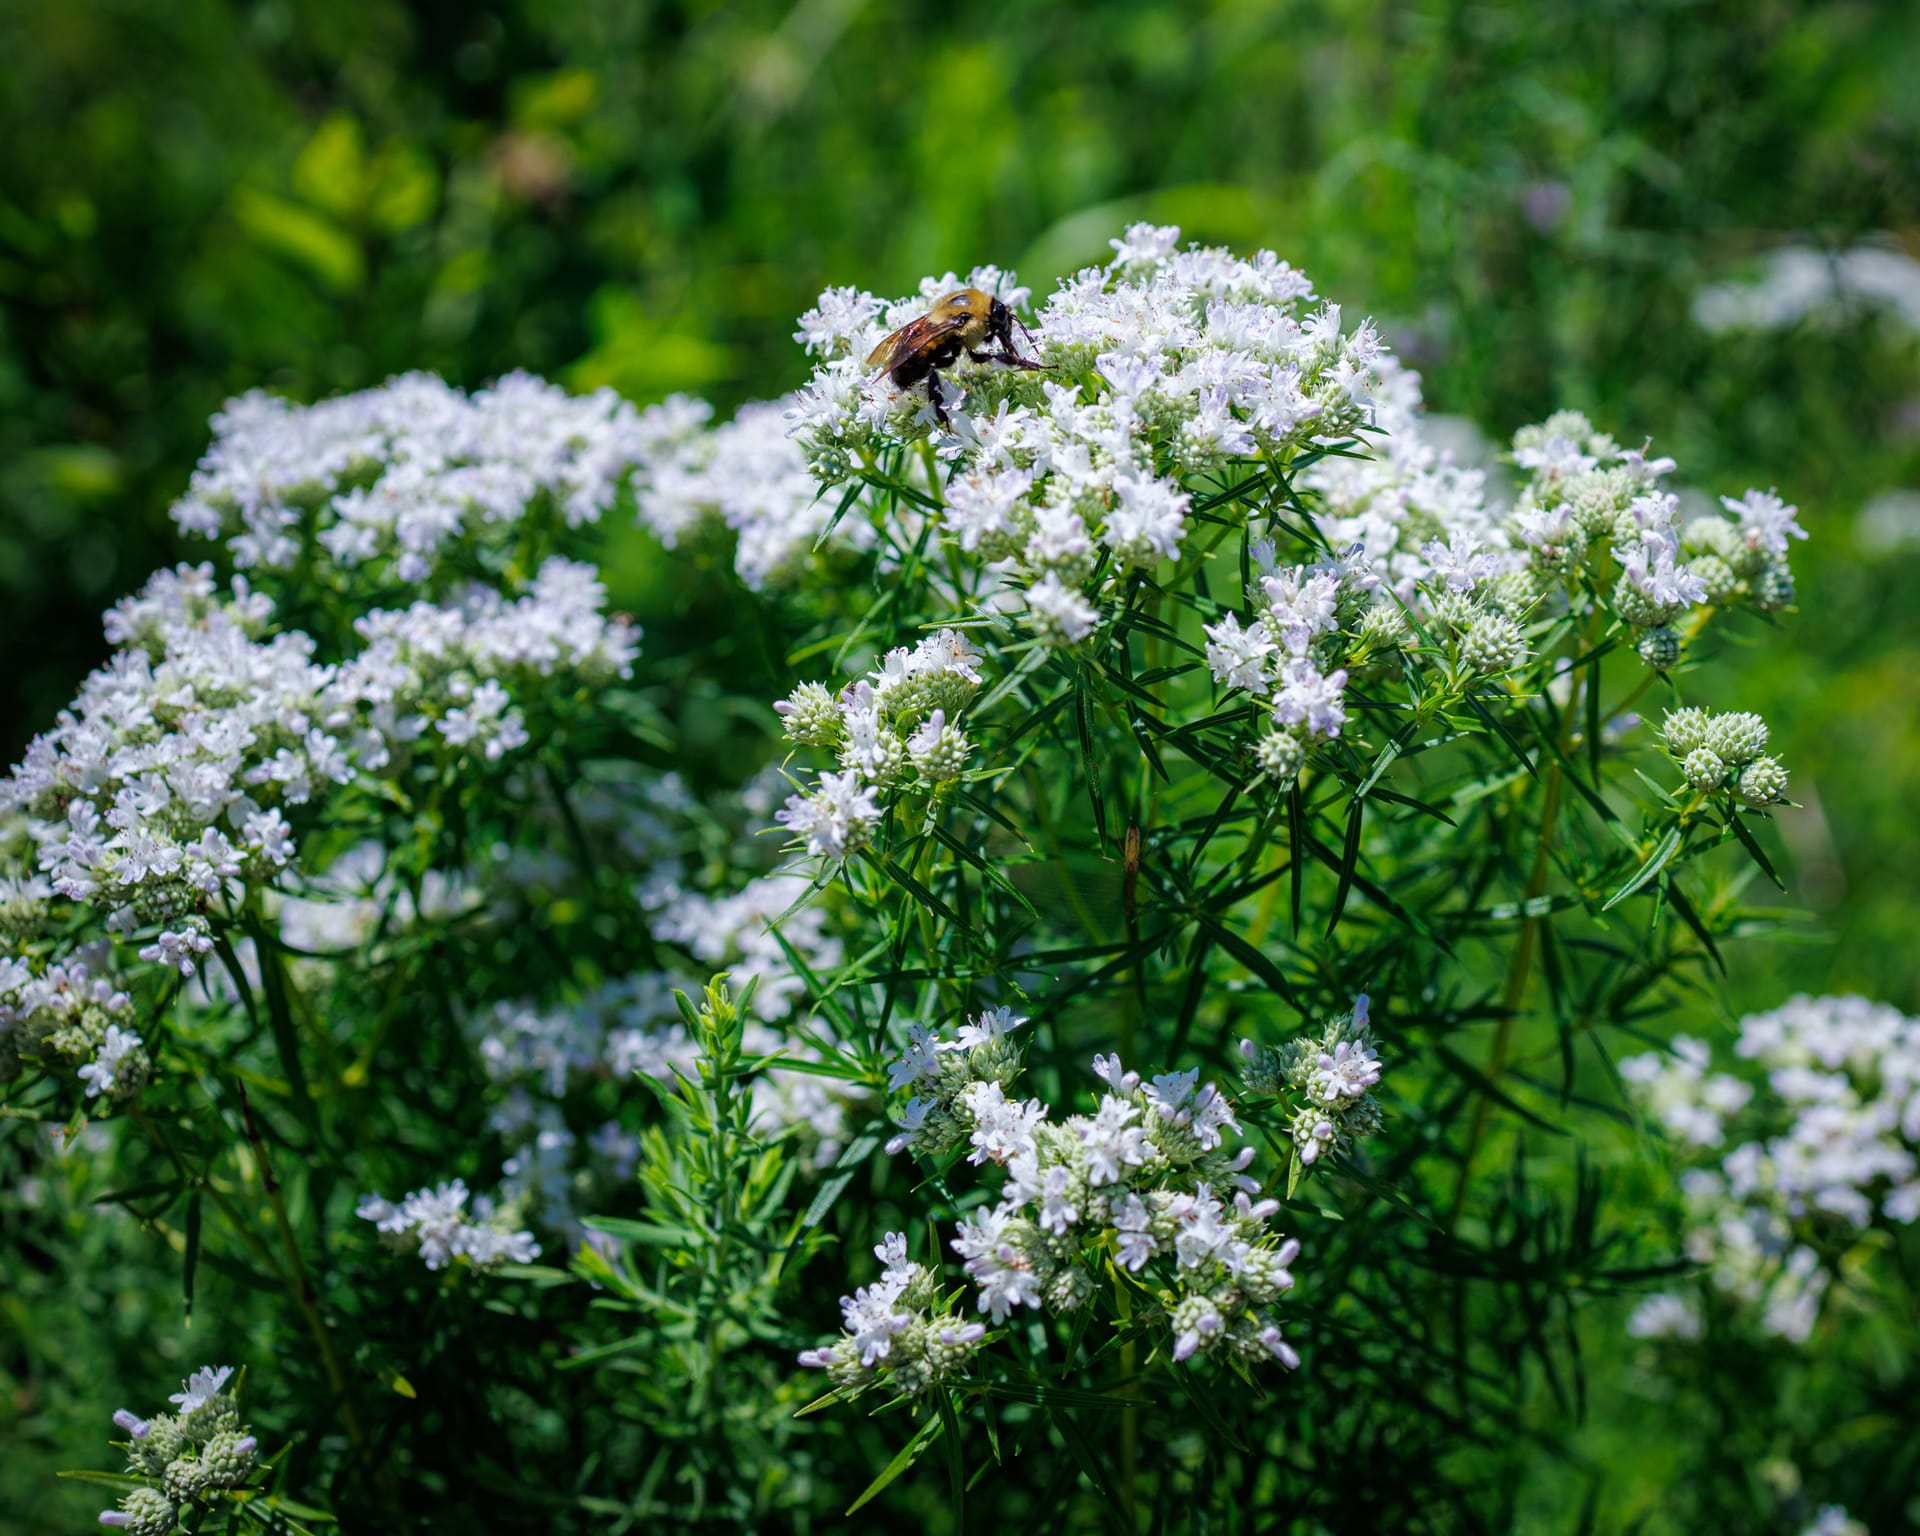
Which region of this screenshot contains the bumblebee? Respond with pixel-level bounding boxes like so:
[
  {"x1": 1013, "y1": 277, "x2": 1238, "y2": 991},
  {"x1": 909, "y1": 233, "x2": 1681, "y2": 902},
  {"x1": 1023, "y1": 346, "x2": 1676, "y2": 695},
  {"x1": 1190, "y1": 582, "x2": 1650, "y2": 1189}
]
[{"x1": 866, "y1": 287, "x2": 1045, "y2": 426}]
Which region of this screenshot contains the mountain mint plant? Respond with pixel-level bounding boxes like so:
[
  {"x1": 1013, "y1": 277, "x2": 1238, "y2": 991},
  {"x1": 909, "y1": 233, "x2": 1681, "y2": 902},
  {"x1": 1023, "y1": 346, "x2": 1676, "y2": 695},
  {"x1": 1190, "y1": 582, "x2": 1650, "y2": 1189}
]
[{"x1": 6, "y1": 223, "x2": 1893, "y2": 1532}]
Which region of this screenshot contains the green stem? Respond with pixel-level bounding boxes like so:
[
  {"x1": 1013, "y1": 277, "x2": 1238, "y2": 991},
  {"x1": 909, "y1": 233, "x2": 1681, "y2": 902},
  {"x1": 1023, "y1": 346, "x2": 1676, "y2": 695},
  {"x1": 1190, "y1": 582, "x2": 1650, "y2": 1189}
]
[
  {"x1": 1447, "y1": 677, "x2": 1578, "y2": 1229},
  {"x1": 236, "y1": 1082, "x2": 367, "y2": 1452}
]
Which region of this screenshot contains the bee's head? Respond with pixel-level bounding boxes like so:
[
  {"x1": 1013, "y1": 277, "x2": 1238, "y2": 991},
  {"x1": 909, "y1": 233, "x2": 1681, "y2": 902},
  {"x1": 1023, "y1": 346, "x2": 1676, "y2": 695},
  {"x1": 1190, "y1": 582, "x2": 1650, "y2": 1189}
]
[{"x1": 986, "y1": 295, "x2": 1013, "y2": 346}]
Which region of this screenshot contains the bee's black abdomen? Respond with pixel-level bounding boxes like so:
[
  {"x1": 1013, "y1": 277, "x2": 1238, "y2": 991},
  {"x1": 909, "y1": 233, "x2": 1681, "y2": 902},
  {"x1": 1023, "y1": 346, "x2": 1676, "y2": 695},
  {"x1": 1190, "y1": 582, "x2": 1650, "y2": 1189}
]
[{"x1": 890, "y1": 334, "x2": 965, "y2": 391}]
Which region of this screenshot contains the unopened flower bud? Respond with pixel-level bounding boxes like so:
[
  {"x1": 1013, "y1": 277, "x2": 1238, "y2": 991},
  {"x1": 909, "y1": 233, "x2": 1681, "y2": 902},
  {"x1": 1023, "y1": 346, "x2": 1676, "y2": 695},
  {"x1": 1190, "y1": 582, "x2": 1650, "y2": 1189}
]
[
  {"x1": 1687, "y1": 554, "x2": 1742, "y2": 605},
  {"x1": 1662, "y1": 707, "x2": 1710, "y2": 756},
  {"x1": 1735, "y1": 756, "x2": 1789, "y2": 807},
  {"x1": 1702, "y1": 711, "x2": 1767, "y2": 765},
  {"x1": 1356, "y1": 602, "x2": 1406, "y2": 650},
  {"x1": 197, "y1": 1430, "x2": 259, "y2": 1489},
  {"x1": 906, "y1": 709, "x2": 972, "y2": 783},
  {"x1": 1636, "y1": 626, "x2": 1680, "y2": 672},
  {"x1": 1681, "y1": 747, "x2": 1727, "y2": 791},
  {"x1": 1460, "y1": 612, "x2": 1526, "y2": 676},
  {"x1": 1046, "y1": 1268, "x2": 1095, "y2": 1311},
  {"x1": 1253, "y1": 732, "x2": 1305, "y2": 787},
  {"x1": 162, "y1": 1457, "x2": 202, "y2": 1503},
  {"x1": 774, "y1": 681, "x2": 842, "y2": 748},
  {"x1": 1681, "y1": 517, "x2": 1737, "y2": 558},
  {"x1": 1752, "y1": 560, "x2": 1795, "y2": 612},
  {"x1": 100, "y1": 1488, "x2": 176, "y2": 1536}
]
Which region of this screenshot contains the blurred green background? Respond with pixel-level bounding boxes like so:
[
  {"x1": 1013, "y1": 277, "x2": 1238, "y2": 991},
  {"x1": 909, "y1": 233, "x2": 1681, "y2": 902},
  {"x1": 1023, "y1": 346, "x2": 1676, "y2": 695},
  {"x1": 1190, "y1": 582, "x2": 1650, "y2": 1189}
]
[{"x1": 1, "y1": 0, "x2": 1916, "y2": 1521}]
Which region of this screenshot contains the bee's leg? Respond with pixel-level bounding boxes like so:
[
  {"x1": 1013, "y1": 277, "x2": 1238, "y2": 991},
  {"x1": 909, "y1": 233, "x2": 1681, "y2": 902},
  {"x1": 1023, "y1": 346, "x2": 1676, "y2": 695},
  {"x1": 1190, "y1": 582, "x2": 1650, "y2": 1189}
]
[
  {"x1": 926, "y1": 368, "x2": 951, "y2": 429},
  {"x1": 973, "y1": 349, "x2": 1048, "y2": 371}
]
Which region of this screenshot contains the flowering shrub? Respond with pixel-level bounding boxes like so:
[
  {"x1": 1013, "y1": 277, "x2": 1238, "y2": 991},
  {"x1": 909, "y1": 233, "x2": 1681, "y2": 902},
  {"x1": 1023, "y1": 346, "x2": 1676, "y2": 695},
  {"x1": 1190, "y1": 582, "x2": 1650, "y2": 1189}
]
[{"x1": 2, "y1": 223, "x2": 1899, "y2": 1532}]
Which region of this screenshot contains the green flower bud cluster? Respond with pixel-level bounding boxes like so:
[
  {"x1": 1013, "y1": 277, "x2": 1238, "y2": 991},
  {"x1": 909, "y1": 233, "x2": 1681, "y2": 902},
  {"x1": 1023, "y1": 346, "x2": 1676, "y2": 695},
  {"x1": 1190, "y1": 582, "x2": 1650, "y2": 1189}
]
[
  {"x1": 773, "y1": 631, "x2": 989, "y2": 865},
  {"x1": 1241, "y1": 996, "x2": 1388, "y2": 1190},
  {"x1": 93, "y1": 1367, "x2": 264, "y2": 1533},
  {"x1": 1636, "y1": 627, "x2": 1681, "y2": 672},
  {"x1": 796, "y1": 1233, "x2": 989, "y2": 1399},
  {"x1": 1253, "y1": 731, "x2": 1305, "y2": 788},
  {"x1": 1662, "y1": 707, "x2": 1790, "y2": 806},
  {"x1": 1679, "y1": 504, "x2": 1802, "y2": 617},
  {"x1": 1459, "y1": 611, "x2": 1527, "y2": 677},
  {"x1": 0, "y1": 870, "x2": 50, "y2": 943},
  {"x1": 773, "y1": 680, "x2": 841, "y2": 747}
]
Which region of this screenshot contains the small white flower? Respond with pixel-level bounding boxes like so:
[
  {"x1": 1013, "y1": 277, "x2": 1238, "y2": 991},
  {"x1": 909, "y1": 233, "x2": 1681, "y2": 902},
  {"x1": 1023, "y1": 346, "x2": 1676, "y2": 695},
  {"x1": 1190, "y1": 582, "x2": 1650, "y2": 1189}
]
[
  {"x1": 76, "y1": 1024, "x2": 143, "y2": 1099},
  {"x1": 952, "y1": 1005, "x2": 1027, "y2": 1051},
  {"x1": 1026, "y1": 573, "x2": 1099, "y2": 645},
  {"x1": 1204, "y1": 612, "x2": 1278, "y2": 693},
  {"x1": 1720, "y1": 487, "x2": 1807, "y2": 554},
  {"x1": 168, "y1": 1365, "x2": 234, "y2": 1414}
]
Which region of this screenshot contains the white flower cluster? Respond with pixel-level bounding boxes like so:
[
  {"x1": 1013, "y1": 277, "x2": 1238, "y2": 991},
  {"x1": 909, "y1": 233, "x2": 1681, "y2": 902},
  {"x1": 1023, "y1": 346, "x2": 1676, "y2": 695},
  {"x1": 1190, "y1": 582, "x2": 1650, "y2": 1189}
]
[
  {"x1": 96, "y1": 1364, "x2": 261, "y2": 1532},
  {"x1": 172, "y1": 372, "x2": 651, "y2": 582},
  {"x1": 876, "y1": 1013, "x2": 1304, "y2": 1370},
  {"x1": 1623, "y1": 995, "x2": 1920, "y2": 1344},
  {"x1": 786, "y1": 227, "x2": 1387, "y2": 648},
  {"x1": 1240, "y1": 995, "x2": 1388, "y2": 1183},
  {"x1": 3, "y1": 566, "x2": 339, "y2": 952},
  {"x1": 1203, "y1": 539, "x2": 1436, "y2": 788},
  {"x1": 796, "y1": 1231, "x2": 988, "y2": 1397},
  {"x1": 1660, "y1": 706, "x2": 1790, "y2": 807},
  {"x1": 331, "y1": 555, "x2": 638, "y2": 769},
  {"x1": 272, "y1": 841, "x2": 478, "y2": 956},
  {"x1": 773, "y1": 629, "x2": 984, "y2": 863},
  {"x1": 356, "y1": 1178, "x2": 541, "y2": 1272},
  {"x1": 632, "y1": 395, "x2": 879, "y2": 589},
  {"x1": 1308, "y1": 390, "x2": 1806, "y2": 678},
  {"x1": 1299, "y1": 363, "x2": 1504, "y2": 600},
  {"x1": 1693, "y1": 242, "x2": 1920, "y2": 335},
  {"x1": 0, "y1": 951, "x2": 149, "y2": 1103},
  {"x1": 952, "y1": 1053, "x2": 1302, "y2": 1368},
  {"x1": 1, "y1": 552, "x2": 634, "y2": 1006},
  {"x1": 788, "y1": 263, "x2": 1034, "y2": 482},
  {"x1": 880, "y1": 1005, "x2": 1031, "y2": 1156},
  {"x1": 1508, "y1": 412, "x2": 1802, "y2": 669}
]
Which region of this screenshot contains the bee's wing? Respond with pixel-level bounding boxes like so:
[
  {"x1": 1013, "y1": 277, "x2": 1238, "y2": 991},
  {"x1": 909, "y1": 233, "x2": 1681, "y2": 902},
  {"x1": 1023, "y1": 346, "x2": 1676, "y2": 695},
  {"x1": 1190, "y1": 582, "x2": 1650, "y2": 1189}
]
[{"x1": 865, "y1": 312, "x2": 969, "y2": 373}]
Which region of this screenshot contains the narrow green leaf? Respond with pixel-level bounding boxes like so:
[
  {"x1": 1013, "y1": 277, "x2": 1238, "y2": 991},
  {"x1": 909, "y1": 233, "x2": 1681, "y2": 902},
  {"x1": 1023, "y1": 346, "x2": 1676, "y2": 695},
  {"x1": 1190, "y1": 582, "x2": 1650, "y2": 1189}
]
[
  {"x1": 1461, "y1": 690, "x2": 1536, "y2": 778},
  {"x1": 933, "y1": 1392, "x2": 966, "y2": 1523},
  {"x1": 797, "y1": 1133, "x2": 881, "y2": 1231},
  {"x1": 581, "y1": 1216, "x2": 702, "y2": 1248},
  {"x1": 794, "y1": 1388, "x2": 851, "y2": 1418},
  {"x1": 1602, "y1": 826, "x2": 1683, "y2": 911},
  {"x1": 1075, "y1": 680, "x2": 1110, "y2": 850},
  {"x1": 812, "y1": 478, "x2": 868, "y2": 552},
  {"x1": 1664, "y1": 879, "x2": 1726, "y2": 975},
  {"x1": 1325, "y1": 796, "x2": 1365, "y2": 936},
  {"x1": 57, "y1": 1471, "x2": 146, "y2": 1492},
  {"x1": 1287, "y1": 785, "x2": 1305, "y2": 935},
  {"x1": 1196, "y1": 917, "x2": 1299, "y2": 1007},
  {"x1": 846, "y1": 1415, "x2": 942, "y2": 1514},
  {"x1": 881, "y1": 854, "x2": 973, "y2": 935},
  {"x1": 1726, "y1": 811, "x2": 1787, "y2": 891}
]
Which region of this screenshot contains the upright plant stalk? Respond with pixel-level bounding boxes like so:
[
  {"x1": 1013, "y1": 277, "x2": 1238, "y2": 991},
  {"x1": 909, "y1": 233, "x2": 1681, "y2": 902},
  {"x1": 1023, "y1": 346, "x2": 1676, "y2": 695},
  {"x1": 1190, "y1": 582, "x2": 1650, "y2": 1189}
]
[
  {"x1": 236, "y1": 1082, "x2": 367, "y2": 1452},
  {"x1": 1448, "y1": 670, "x2": 1579, "y2": 1229}
]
